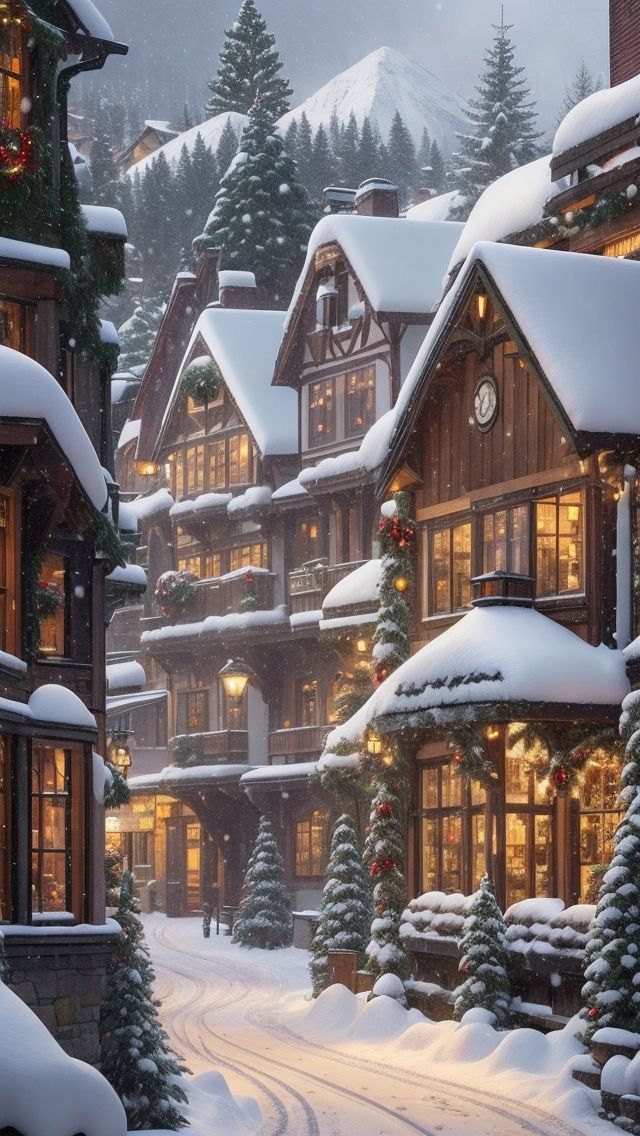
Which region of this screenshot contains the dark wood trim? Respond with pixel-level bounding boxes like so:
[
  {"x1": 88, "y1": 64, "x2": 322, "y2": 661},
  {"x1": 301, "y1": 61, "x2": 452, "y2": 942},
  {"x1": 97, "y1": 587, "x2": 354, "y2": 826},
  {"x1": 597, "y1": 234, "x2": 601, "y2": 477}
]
[{"x1": 550, "y1": 116, "x2": 640, "y2": 180}]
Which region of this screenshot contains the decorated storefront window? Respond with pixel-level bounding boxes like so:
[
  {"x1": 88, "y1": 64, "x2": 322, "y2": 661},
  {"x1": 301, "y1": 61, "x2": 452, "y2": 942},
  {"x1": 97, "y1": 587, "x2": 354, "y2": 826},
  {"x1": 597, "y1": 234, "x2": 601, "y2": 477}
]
[
  {"x1": 294, "y1": 809, "x2": 329, "y2": 877},
  {"x1": 419, "y1": 757, "x2": 486, "y2": 894},
  {"x1": 536, "y1": 491, "x2": 583, "y2": 596},
  {"x1": 37, "y1": 550, "x2": 66, "y2": 657},
  {"x1": 579, "y1": 751, "x2": 624, "y2": 902}
]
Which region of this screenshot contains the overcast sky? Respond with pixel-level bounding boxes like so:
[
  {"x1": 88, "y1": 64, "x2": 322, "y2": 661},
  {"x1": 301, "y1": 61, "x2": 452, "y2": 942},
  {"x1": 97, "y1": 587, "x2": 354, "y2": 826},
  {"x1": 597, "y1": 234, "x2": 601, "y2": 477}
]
[{"x1": 96, "y1": 0, "x2": 608, "y2": 136}]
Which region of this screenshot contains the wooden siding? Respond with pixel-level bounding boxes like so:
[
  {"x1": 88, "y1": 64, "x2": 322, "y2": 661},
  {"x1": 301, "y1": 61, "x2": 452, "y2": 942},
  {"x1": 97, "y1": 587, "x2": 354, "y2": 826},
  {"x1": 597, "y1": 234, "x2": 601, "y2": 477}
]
[
  {"x1": 419, "y1": 343, "x2": 577, "y2": 507},
  {"x1": 610, "y1": 0, "x2": 640, "y2": 85}
]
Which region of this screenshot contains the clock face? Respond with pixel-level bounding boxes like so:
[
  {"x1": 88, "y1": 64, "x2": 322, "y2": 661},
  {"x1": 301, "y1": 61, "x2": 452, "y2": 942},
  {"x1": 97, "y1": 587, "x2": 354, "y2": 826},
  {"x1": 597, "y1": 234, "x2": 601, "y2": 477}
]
[{"x1": 474, "y1": 376, "x2": 498, "y2": 429}]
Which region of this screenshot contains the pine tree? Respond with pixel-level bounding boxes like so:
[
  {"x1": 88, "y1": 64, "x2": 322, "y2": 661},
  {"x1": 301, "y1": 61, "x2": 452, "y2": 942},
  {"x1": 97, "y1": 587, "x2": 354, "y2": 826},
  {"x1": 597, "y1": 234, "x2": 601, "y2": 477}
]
[
  {"x1": 328, "y1": 111, "x2": 342, "y2": 161},
  {"x1": 295, "y1": 112, "x2": 314, "y2": 189},
  {"x1": 557, "y1": 60, "x2": 601, "y2": 123},
  {"x1": 232, "y1": 816, "x2": 293, "y2": 949},
  {"x1": 451, "y1": 16, "x2": 541, "y2": 219},
  {"x1": 416, "y1": 127, "x2": 432, "y2": 174},
  {"x1": 453, "y1": 876, "x2": 512, "y2": 1027},
  {"x1": 581, "y1": 690, "x2": 640, "y2": 1042},
  {"x1": 138, "y1": 152, "x2": 182, "y2": 297},
  {"x1": 118, "y1": 296, "x2": 164, "y2": 371},
  {"x1": 205, "y1": 0, "x2": 292, "y2": 119},
  {"x1": 283, "y1": 118, "x2": 299, "y2": 157},
  {"x1": 387, "y1": 111, "x2": 418, "y2": 204},
  {"x1": 99, "y1": 872, "x2": 188, "y2": 1130},
  {"x1": 194, "y1": 97, "x2": 313, "y2": 305},
  {"x1": 357, "y1": 116, "x2": 381, "y2": 185},
  {"x1": 216, "y1": 116, "x2": 240, "y2": 178},
  {"x1": 428, "y1": 140, "x2": 447, "y2": 193},
  {"x1": 337, "y1": 113, "x2": 361, "y2": 188},
  {"x1": 310, "y1": 814, "x2": 370, "y2": 997},
  {"x1": 309, "y1": 123, "x2": 333, "y2": 205},
  {"x1": 363, "y1": 783, "x2": 408, "y2": 979}
]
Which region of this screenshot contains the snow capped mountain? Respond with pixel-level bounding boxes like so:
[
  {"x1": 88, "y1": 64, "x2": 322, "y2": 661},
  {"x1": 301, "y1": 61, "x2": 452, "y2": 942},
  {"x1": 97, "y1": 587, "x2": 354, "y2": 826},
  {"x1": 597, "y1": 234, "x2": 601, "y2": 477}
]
[{"x1": 278, "y1": 47, "x2": 468, "y2": 151}]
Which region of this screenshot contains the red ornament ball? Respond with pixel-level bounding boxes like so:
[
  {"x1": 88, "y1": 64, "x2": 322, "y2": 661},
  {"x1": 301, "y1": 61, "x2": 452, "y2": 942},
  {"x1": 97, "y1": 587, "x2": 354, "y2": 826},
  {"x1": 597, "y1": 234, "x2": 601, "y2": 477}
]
[
  {"x1": 375, "y1": 801, "x2": 393, "y2": 819},
  {"x1": 588, "y1": 1007, "x2": 598, "y2": 1019},
  {"x1": 553, "y1": 766, "x2": 569, "y2": 787}
]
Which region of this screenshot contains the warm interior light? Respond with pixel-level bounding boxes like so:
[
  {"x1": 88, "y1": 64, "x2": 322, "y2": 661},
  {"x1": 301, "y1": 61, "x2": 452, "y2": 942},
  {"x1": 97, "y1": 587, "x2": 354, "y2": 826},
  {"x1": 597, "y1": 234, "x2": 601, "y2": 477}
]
[
  {"x1": 484, "y1": 725, "x2": 500, "y2": 741},
  {"x1": 355, "y1": 637, "x2": 368, "y2": 654},
  {"x1": 476, "y1": 292, "x2": 488, "y2": 320},
  {"x1": 382, "y1": 753, "x2": 395, "y2": 766},
  {"x1": 135, "y1": 460, "x2": 158, "y2": 477}
]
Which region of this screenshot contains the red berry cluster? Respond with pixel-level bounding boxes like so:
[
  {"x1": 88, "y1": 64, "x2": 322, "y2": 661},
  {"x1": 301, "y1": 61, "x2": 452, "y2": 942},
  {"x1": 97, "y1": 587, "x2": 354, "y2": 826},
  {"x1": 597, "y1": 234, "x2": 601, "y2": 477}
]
[
  {"x1": 370, "y1": 857, "x2": 396, "y2": 877},
  {"x1": 378, "y1": 515, "x2": 416, "y2": 549},
  {"x1": 552, "y1": 766, "x2": 569, "y2": 788},
  {"x1": 375, "y1": 801, "x2": 393, "y2": 819},
  {"x1": 373, "y1": 663, "x2": 389, "y2": 687}
]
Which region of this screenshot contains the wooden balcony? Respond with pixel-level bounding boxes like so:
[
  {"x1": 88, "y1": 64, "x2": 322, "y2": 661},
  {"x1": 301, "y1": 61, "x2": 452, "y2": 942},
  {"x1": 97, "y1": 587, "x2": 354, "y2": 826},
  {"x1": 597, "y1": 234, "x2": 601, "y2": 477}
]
[
  {"x1": 182, "y1": 573, "x2": 276, "y2": 621},
  {"x1": 288, "y1": 559, "x2": 365, "y2": 615},
  {"x1": 202, "y1": 729, "x2": 249, "y2": 761},
  {"x1": 268, "y1": 724, "x2": 331, "y2": 763}
]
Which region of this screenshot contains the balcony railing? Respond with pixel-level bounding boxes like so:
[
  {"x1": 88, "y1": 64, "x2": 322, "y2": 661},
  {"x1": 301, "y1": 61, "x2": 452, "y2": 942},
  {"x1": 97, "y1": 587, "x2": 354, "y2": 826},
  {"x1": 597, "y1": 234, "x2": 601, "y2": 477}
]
[
  {"x1": 268, "y1": 724, "x2": 331, "y2": 763},
  {"x1": 170, "y1": 573, "x2": 276, "y2": 622},
  {"x1": 171, "y1": 730, "x2": 249, "y2": 765},
  {"x1": 287, "y1": 559, "x2": 366, "y2": 615}
]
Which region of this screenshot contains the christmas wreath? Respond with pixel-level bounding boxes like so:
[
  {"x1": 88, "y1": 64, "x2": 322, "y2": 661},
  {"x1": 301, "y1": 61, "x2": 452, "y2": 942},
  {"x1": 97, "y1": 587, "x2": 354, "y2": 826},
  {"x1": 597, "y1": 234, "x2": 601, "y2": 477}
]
[
  {"x1": 154, "y1": 569, "x2": 198, "y2": 617},
  {"x1": 239, "y1": 568, "x2": 257, "y2": 612},
  {"x1": 377, "y1": 513, "x2": 416, "y2": 551},
  {"x1": 0, "y1": 121, "x2": 33, "y2": 181},
  {"x1": 180, "y1": 357, "x2": 221, "y2": 405},
  {"x1": 36, "y1": 580, "x2": 64, "y2": 620}
]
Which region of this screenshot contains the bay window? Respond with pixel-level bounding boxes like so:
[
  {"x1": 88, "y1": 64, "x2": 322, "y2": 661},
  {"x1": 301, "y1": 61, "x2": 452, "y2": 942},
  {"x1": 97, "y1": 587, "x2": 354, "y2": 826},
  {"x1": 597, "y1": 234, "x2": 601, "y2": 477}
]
[
  {"x1": 482, "y1": 504, "x2": 529, "y2": 575},
  {"x1": 31, "y1": 744, "x2": 72, "y2": 914},
  {"x1": 536, "y1": 492, "x2": 583, "y2": 596},
  {"x1": 308, "y1": 378, "x2": 335, "y2": 446}
]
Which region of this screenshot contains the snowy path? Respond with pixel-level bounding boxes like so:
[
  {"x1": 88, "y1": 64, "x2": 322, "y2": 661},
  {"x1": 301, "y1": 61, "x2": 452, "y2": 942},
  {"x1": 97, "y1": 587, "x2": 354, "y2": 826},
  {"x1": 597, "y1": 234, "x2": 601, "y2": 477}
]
[{"x1": 145, "y1": 914, "x2": 607, "y2": 1136}]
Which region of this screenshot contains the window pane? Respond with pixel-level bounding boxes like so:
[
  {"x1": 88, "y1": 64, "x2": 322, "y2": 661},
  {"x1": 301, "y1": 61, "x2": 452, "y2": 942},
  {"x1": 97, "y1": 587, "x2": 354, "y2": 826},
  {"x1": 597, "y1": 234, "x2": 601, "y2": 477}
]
[
  {"x1": 38, "y1": 551, "x2": 66, "y2": 658},
  {"x1": 204, "y1": 552, "x2": 222, "y2": 578},
  {"x1": 31, "y1": 745, "x2": 70, "y2": 914},
  {"x1": 452, "y1": 524, "x2": 471, "y2": 610},
  {"x1": 534, "y1": 814, "x2": 552, "y2": 897},
  {"x1": 483, "y1": 510, "x2": 506, "y2": 573},
  {"x1": 471, "y1": 814, "x2": 486, "y2": 889},
  {"x1": 505, "y1": 813, "x2": 528, "y2": 906},
  {"x1": 432, "y1": 529, "x2": 450, "y2": 613},
  {"x1": 536, "y1": 493, "x2": 583, "y2": 597},
  {"x1": 295, "y1": 810, "x2": 328, "y2": 876},
  {"x1": 308, "y1": 379, "x2": 335, "y2": 445},
  {"x1": 421, "y1": 767, "x2": 438, "y2": 809},
  {"x1": 345, "y1": 366, "x2": 375, "y2": 435},
  {"x1": 441, "y1": 762, "x2": 461, "y2": 808},
  {"x1": 229, "y1": 433, "x2": 250, "y2": 484},
  {"x1": 509, "y1": 505, "x2": 529, "y2": 575},
  {"x1": 442, "y1": 815, "x2": 462, "y2": 892},
  {"x1": 0, "y1": 299, "x2": 24, "y2": 351},
  {"x1": 421, "y1": 816, "x2": 438, "y2": 892},
  {"x1": 209, "y1": 440, "x2": 226, "y2": 489}
]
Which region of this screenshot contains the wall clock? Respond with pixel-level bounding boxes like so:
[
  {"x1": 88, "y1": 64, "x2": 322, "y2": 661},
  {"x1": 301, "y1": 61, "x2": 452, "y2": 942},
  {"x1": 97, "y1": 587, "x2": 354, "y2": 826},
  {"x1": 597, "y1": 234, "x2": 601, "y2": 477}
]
[{"x1": 473, "y1": 375, "x2": 498, "y2": 430}]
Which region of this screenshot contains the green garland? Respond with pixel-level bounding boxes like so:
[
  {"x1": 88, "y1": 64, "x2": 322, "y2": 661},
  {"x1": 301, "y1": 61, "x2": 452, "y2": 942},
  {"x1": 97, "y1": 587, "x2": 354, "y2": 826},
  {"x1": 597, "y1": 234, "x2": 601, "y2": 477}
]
[
  {"x1": 22, "y1": 545, "x2": 46, "y2": 664},
  {"x1": 446, "y1": 724, "x2": 497, "y2": 788},
  {"x1": 104, "y1": 761, "x2": 130, "y2": 808},
  {"x1": 170, "y1": 733, "x2": 204, "y2": 767},
  {"x1": 180, "y1": 358, "x2": 221, "y2": 405},
  {"x1": 509, "y1": 721, "x2": 622, "y2": 797},
  {"x1": 90, "y1": 508, "x2": 128, "y2": 571}
]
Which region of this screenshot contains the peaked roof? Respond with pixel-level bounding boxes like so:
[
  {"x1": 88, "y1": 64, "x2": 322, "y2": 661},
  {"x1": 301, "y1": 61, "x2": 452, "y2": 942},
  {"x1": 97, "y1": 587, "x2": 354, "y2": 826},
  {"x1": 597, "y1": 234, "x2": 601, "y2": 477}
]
[
  {"x1": 159, "y1": 307, "x2": 297, "y2": 457},
  {"x1": 325, "y1": 605, "x2": 628, "y2": 749},
  {"x1": 379, "y1": 241, "x2": 640, "y2": 491}
]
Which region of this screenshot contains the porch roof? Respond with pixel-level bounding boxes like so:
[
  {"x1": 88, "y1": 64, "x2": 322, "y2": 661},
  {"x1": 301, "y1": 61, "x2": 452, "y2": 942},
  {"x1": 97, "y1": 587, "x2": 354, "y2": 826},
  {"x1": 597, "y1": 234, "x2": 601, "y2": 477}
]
[
  {"x1": 324, "y1": 605, "x2": 628, "y2": 746},
  {"x1": 128, "y1": 763, "x2": 253, "y2": 794}
]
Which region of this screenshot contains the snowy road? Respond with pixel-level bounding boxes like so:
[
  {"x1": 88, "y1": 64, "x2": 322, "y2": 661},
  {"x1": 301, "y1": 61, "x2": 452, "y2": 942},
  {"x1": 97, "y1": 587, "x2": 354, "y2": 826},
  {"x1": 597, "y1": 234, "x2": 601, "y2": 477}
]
[{"x1": 145, "y1": 914, "x2": 607, "y2": 1136}]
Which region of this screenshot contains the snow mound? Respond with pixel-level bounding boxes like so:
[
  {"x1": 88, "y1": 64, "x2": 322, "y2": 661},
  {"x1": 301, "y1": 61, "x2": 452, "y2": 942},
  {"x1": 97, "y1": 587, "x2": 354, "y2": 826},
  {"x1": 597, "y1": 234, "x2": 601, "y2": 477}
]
[{"x1": 175, "y1": 1070, "x2": 261, "y2": 1136}]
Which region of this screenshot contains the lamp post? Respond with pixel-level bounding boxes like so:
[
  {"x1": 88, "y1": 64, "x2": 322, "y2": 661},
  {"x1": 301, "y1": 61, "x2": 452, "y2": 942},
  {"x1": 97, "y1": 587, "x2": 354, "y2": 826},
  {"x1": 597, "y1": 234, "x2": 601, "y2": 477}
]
[{"x1": 218, "y1": 658, "x2": 257, "y2": 700}]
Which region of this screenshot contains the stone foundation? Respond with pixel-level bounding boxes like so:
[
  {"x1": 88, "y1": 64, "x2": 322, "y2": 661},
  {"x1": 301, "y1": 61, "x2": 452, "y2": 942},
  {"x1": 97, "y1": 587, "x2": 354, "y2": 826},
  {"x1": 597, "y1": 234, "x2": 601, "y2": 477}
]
[{"x1": 3, "y1": 929, "x2": 119, "y2": 1064}]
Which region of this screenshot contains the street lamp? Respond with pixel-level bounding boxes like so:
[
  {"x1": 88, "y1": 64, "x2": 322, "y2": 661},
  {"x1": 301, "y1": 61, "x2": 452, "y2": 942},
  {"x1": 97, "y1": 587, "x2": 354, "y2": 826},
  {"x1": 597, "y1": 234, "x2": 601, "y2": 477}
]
[
  {"x1": 111, "y1": 732, "x2": 132, "y2": 775},
  {"x1": 218, "y1": 658, "x2": 257, "y2": 700}
]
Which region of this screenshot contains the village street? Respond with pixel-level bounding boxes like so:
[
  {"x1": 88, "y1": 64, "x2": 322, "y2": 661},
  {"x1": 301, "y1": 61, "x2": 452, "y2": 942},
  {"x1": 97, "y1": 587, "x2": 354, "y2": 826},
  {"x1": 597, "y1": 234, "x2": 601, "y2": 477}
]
[{"x1": 146, "y1": 913, "x2": 612, "y2": 1136}]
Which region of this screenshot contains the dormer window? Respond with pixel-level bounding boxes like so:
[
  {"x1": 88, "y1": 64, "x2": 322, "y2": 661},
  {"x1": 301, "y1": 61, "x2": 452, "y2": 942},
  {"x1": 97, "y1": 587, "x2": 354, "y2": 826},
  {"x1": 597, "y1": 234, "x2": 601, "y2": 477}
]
[
  {"x1": 0, "y1": 22, "x2": 23, "y2": 127},
  {"x1": 316, "y1": 282, "x2": 337, "y2": 328}
]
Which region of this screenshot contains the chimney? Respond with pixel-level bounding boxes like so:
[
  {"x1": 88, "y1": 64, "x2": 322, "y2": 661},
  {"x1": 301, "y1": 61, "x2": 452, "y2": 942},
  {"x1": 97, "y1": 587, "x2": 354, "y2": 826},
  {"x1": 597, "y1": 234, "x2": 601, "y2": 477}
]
[
  {"x1": 218, "y1": 269, "x2": 258, "y2": 309},
  {"x1": 195, "y1": 246, "x2": 219, "y2": 308},
  {"x1": 354, "y1": 178, "x2": 399, "y2": 218},
  {"x1": 610, "y1": 0, "x2": 640, "y2": 85}
]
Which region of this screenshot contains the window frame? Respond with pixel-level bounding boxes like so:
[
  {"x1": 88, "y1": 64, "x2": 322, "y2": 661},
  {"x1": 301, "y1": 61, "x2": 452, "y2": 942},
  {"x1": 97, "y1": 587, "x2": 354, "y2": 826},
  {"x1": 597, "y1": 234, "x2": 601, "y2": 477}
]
[
  {"x1": 418, "y1": 757, "x2": 486, "y2": 895},
  {"x1": 176, "y1": 690, "x2": 209, "y2": 735},
  {"x1": 308, "y1": 377, "x2": 336, "y2": 447},
  {"x1": 0, "y1": 23, "x2": 25, "y2": 128},
  {"x1": 294, "y1": 808, "x2": 330, "y2": 878},
  {"x1": 428, "y1": 519, "x2": 472, "y2": 615},
  {"x1": 30, "y1": 743, "x2": 73, "y2": 917},
  {"x1": 345, "y1": 364, "x2": 376, "y2": 437}
]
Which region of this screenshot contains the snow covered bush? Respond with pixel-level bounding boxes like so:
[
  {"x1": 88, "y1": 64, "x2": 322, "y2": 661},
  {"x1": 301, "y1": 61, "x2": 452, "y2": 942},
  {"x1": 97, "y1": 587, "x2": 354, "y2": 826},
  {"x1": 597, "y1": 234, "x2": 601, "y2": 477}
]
[
  {"x1": 232, "y1": 816, "x2": 293, "y2": 949},
  {"x1": 581, "y1": 689, "x2": 640, "y2": 1042},
  {"x1": 453, "y1": 875, "x2": 512, "y2": 1028},
  {"x1": 309, "y1": 813, "x2": 370, "y2": 997},
  {"x1": 99, "y1": 871, "x2": 189, "y2": 1129}
]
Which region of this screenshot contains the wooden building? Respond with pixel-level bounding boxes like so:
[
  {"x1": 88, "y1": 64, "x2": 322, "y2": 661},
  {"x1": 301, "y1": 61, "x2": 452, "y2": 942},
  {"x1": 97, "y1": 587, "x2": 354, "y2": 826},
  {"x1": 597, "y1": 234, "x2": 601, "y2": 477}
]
[
  {"x1": 117, "y1": 187, "x2": 463, "y2": 914},
  {"x1": 0, "y1": 0, "x2": 128, "y2": 1062}
]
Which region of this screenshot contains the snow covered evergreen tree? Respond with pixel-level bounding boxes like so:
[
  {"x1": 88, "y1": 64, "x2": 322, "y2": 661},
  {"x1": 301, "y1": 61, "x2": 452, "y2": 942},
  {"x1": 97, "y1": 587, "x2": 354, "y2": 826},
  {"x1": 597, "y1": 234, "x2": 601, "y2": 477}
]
[
  {"x1": 232, "y1": 816, "x2": 293, "y2": 949},
  {"x1": 309, "y1": 814, "x2": 370, "y2": 997},
  {"x1": 453, "y1": 876, "x2": 512, "y2": 1027},
  {"x1": 581, "y1": 690, "x2": 640, "y2": 1042},
  {"x1": 205, "y1": 0, "x2": 292, "y2": 118},
  {"x1": 294, "y1": 112, "x2": 314, "y2": 188},
  {"x1": 387, "y1": 111, "x2": 418, "y2": 203},
  {"x1": 428, "y1": 140, "x2": 447, "y2": 193},
  {"x1": 557, "y1": 60, "x2": 601, "y2": 123},
  {"x1": 451, "y1": 16, "x2": 541, "y2": 219},
  {"x1": 118, "y1": 295, "x2": 163, "y2": 371},
  {"x1": 194, "y1": 97, "x2": 313, "y2": 305},
  {"x1": 309, "y1": 123, "x2": 333, "y2": 205},
  {"x1": 216, "y1": 116, "x2": 241, "y2": 178},
  {"x1": 99, "y1": 872, "x2": 188, "y2": 1130},
  {"x1": 417, "y1": 127, "x2": 431, "y2": 174},
  {"x1": 363, "y1": 783, "x2": 408, "y2": 979},
  {"x1": 357, "y1": 116, "x2": 381, "y2": 185},
  {"x1": 337, "y1": 112, "x2": 361, "y2": 188}
]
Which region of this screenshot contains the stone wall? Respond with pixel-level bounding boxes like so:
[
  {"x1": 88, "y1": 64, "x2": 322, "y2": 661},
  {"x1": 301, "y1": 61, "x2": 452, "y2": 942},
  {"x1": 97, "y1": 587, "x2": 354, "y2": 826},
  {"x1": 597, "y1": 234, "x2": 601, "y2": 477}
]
[{"x1": 3, "y1": 930, "x2": 118, "y2": 1064}]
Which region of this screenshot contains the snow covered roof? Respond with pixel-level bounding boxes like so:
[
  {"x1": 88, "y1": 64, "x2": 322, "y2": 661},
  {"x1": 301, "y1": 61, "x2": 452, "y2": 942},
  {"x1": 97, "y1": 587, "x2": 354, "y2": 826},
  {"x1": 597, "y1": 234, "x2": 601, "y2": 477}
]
[
  {"x1": 446, "y1": 156, "x2": 567, "y2": 272},
  {"x1": 141, "y1": 605, "x2": 289, "y2": 647},
  {"x1": 240, "y1": 760, "x2": 318, "y2": 784},
  {"x1": 284, "y1": 214, "x2": 464, "y2": 329},
  {"x1": 323, "y1": 559, "x2": 381, "y2": 610},
  {"x1": 106, "y1": 688, "x2": 167, "y2": 716},
  {"x1": 218, "y1": 270, "x2": 256, "y2": 289},
  {"x1": 0, "y1": 346, "x2": 107, "y2": 509},
  {"x1": 553, "y1": 71, "x2": 640, "y2": 158},
  {"x1": 80, "y1": 204, "x2": 127, "y2": 239},
  {"x1": 163, "y1": 308, "x2": 297, "y2": 457},
  {"x1": 382, "y1": 241, "x2": 640, "y2": 485},
  {"x1": 126, "y1": 111, "x2": 247, "y2": 179},
  {"x1": 106, "y1": 563, "x2": 147, "y2": 587},
  {"x1": 99, "y1": 319, "x2": 119, "y2": 345},
  {"x1": 326, "y1": 605, "x2": 628, "y2": 747},
  {"x1": 117, "y1": 418, "x2": 141, "y2": 450},
  {"x1": 0, "y1": 977, "x2": 126, "y2": 1136},
  {"x1": 272, "y1": 476, "x2": 308, "y2": 502},
  {"x1": 106, "y1": 659, "x2": 146, "y2": 691},
  {"x1": 128, "y1": 763, "x2": 252, "y2": 792},
  {"x1": 406, "y1": 191, "x2": 463, "y2": 223},
  {"x1": 65, "y1": 0, "x2": 115, "y2": 41},
  {"x1": 118, "y1": 488, "x2": 174, "y2": 531},
  {"x1": 170, "y1": 492, "x2": 232, "y2": 520},
  {"x1": 0, "y1": 236, "x2": 69, "y2": 270},
  {"x1": 299, "y1": 410, "x2": 395, "y2": 490},
  {"x1": 28, "y1": 684, "x2": 97, "y2": 731}
]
